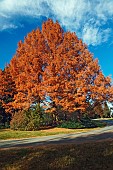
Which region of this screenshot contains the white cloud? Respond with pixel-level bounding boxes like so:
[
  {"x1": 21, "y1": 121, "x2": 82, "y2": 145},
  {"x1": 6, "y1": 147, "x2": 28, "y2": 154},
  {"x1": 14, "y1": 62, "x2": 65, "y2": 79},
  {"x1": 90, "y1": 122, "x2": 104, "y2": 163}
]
[
  {"x1": 0, "y1": 0, "x2": 50, "y2": 17},
  {"x1": 82, "y1": 24, "x2": 111, "y2": 46},
  {"x1": 0, "y1": 0, "x2": 113, "y2": 46},
  {"x1": 95, "y1": 0, "x2": 113, "y2": 20},
  {"x1": 0, "y1": 23, "x2": 17, "y2": 31},
  {"x1": 83, "y1": 26, "x2": 100, "y2": 46},
  {"x1": 45, "y1": 0, "x2": 92, "y2": 33}
]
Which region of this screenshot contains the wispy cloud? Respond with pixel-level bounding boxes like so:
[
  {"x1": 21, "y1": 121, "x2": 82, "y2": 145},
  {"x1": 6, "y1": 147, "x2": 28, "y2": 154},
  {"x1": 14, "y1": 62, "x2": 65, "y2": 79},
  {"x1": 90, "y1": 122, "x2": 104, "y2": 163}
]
[
  {"x1": 0, "y1": 0, "x2": 113, "y2": 46},
  {"x1": 0, "y1": 23, "x2": 17, "y2": 31},
  {"x1": 82, "y1": 24, "x2": 111, "y2": 46}
]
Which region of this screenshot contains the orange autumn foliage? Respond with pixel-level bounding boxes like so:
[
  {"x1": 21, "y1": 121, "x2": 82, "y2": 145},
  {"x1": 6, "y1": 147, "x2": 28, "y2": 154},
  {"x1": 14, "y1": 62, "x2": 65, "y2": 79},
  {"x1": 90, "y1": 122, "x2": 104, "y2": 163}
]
[{"x1": 4, "y1": 19, "x2": 112, "y2": 113}]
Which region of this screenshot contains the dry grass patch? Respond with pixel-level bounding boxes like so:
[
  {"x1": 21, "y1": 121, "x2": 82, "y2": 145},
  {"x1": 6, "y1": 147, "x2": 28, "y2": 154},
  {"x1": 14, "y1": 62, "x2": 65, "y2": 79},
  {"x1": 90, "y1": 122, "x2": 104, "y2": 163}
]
[{"x1": 40, "y1": 127, "x2": 97, "y2": 133}]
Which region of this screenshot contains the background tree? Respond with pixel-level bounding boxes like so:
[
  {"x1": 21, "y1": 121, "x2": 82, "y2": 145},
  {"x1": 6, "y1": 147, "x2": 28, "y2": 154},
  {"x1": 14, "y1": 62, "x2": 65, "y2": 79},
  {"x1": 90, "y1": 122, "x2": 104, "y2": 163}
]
[{"x1": 103, "y1": 102, "x2": 111, "y2": 118}]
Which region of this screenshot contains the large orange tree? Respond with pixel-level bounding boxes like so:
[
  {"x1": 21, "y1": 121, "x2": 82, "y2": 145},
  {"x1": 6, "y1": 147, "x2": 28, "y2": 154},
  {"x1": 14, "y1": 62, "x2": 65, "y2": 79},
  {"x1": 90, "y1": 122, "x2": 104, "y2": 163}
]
[
  {"x1": 41, "y1": 20, "x2": 112, "y2": 114},
  {"x1": 8, "y1": 19, "x2": 113, "y2": 116}
]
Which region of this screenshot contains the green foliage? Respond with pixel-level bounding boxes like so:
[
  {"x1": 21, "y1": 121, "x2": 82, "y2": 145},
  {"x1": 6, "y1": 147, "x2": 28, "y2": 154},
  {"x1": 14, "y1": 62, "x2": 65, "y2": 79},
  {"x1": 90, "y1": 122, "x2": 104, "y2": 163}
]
[
  {"x1": 92, "y1": 120, "x2": 106, "y2": 127},
  {"x1": 80, "y1": 116, "x2": 97, "y2": 128},
  {"x1": 41, "y1": 113, "x2": 53, "y2": 126},
  {"x1": 58, "y1": 121, "x2": 85, "y2": 129},
  {"x1": 10, "y1": 104, "x2": 45, "y2": 131},
  {"x1": 10, "y1": 103, "x2": 107, "y2": 131},
  {"x1": 58, "y1": 116, "x2": 106, "y2": 129},
  {"x1": 0, "y1": 115, "x2": 4, "y2": 129},
  {"x1": 25, "y1": 104, "x2": 43, "y2": 130}
]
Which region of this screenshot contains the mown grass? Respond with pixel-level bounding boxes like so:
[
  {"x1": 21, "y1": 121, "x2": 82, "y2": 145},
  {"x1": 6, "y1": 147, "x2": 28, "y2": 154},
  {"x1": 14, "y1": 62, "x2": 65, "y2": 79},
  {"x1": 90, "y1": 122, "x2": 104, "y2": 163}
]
[
  {"x1": 0, "y1": 127, "x2": 100, "y2": 140},
  {"x1": 0, "y1": 140, "x2": 113, "y2": 170}
]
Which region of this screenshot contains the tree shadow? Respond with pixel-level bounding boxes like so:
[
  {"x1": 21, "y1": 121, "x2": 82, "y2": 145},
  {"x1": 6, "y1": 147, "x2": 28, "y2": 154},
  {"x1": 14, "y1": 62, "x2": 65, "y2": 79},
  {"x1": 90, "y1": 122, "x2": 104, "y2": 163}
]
[{"x1": 1, "y1": 131, "x2": 113, "y2": 170}]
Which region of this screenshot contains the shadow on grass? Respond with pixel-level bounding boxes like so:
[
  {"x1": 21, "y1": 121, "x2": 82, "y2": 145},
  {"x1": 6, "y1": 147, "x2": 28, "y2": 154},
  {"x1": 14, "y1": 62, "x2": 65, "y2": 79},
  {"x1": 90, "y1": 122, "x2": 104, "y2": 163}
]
[
  {"x1": 1, "y1": 130, "x2": 113, "y2": 169},
  {"x1": 0, "y1": 138, "x2": 113, "y2": 170}
]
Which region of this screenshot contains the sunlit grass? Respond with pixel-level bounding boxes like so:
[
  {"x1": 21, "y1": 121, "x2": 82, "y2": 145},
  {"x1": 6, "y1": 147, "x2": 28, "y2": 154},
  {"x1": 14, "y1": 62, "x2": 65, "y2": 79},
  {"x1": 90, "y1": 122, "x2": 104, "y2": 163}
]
[
  {"x1": 0, "y1": 127, "x2": 101, "y2": 140},
  {"x1": 0, "y1": 140, "x2": 113, "y2": 170}
]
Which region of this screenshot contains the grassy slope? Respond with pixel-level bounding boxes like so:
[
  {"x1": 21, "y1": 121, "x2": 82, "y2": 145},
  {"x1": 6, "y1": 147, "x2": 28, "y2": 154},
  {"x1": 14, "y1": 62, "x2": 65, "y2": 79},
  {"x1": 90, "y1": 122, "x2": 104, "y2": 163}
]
[
  {"x1": 0, "y1": 140, "x2": 113, "y2": 170},
  {"x1": 0, "y1": 127, "x2": 100, "y2": 140}
]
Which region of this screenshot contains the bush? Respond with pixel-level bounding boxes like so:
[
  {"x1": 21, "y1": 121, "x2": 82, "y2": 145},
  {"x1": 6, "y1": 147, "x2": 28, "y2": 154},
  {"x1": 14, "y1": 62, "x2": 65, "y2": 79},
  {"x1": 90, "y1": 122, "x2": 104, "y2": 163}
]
[
  {"x1": 80, "y1": 117, "x2": 97, "y2": 128},
  {"x1": 25, "y1": 109, "x2": 41, "y2": 130},
  {"x1": 10, "y1": 110, "x2": 41, "y2": 131},
  {"x1": 10, "y1": 104, "x2": 43, "y2": 131},
  {"x1": 58, "y1": 116, "x2": 106, "y2": 129},
  {"x1": 10, "y1": 110, "x2": 28, "y2": 130},
  {"x1": 40, "y1": 113, "x2": 53, "y2": 126},
  {"x1": 92, "y1": 120, "x2": 106, "y2": 127},
  {"x1": 58, "y1": 121, "x2": 85, "y2": 129}
]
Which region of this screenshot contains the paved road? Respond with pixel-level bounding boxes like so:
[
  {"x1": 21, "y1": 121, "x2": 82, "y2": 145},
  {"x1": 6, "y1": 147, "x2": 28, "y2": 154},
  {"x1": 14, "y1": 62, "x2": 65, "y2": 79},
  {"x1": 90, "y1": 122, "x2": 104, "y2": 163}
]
[{"x1": 0, "y1": 121, "x2": 113, "y2": 149}]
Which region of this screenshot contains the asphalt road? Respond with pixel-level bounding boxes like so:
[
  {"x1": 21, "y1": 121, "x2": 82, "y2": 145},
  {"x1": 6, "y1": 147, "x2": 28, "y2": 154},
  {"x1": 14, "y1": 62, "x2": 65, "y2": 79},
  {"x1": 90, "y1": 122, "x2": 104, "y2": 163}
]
[{"x1": 0, "y1": 119, "x2": 113, "y2": 149}]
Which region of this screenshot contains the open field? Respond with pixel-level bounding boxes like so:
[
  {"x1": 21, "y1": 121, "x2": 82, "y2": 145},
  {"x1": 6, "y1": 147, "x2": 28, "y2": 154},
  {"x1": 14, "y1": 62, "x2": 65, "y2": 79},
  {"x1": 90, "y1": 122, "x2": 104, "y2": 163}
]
[
  {"x1": 0, "y1": 127, "x2": 101, "y2": 140},
  {"x1": 0, "y1": 140, "x2": 113, "y2": 170}
]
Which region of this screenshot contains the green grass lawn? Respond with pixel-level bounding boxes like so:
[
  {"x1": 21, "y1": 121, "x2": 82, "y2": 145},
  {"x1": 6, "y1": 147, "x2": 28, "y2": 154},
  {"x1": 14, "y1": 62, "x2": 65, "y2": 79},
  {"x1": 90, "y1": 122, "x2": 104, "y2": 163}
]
[
  {"x1": 0, "y1": 127, "x2": 100, "y2": 140},
  {"x1": 0, "y1": 140, "x2": 113, "y2": 170}
]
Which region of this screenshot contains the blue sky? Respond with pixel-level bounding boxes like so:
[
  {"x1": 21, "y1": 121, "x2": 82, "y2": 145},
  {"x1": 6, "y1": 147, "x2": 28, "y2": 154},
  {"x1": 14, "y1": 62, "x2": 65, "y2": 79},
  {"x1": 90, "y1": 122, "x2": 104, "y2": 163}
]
[{"x1": 0, "y1": 0, "x2": 113, "y2": 79}]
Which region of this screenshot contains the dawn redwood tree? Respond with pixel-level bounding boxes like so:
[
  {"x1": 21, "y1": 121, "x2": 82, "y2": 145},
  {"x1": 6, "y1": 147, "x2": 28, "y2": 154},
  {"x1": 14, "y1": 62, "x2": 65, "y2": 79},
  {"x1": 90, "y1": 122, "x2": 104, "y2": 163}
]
[
  {"x1": 9, "y1": 19, "x2": 113, "y2": 116},
  {"x1": 41, "y1": 19, "x2": 112, "y2": 114}
]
